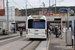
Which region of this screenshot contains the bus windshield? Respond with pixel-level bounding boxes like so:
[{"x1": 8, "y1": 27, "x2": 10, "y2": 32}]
[{"x1": 28, "y1": 19, "x2": 45, "y2": 29}]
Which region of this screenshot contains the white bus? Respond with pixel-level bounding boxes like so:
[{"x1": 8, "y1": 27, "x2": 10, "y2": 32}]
[{"x1": 26, "y1": 15, "x2": 47, "y2": 39}]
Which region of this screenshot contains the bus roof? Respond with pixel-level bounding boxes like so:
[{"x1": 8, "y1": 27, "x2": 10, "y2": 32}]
[
  {"x1": 28, "y1": 15, "x2": 46, "y2": 20},
  {"x1": 29, "y1": 15, "x2": 45, "y2": 17}
]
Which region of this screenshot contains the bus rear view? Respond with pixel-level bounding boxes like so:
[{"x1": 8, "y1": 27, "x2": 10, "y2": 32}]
[{"x1": 26, "y1": 15, "x2": 47, "y2": 39}]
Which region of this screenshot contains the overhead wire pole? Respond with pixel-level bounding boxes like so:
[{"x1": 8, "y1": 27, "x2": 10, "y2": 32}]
[
  {"x1": 26, "y1": 0, "x2": 27, "y2": 17},
  {"x1": 42, "y1": 2, "x2": 45, "y2": 15},
  {"x1": 39, "y1": 0, "x2": 40, "y2": 7},
  {"x1": 49, "y1": 0, "x2": 52, "y2": 50},
  {"x1": 49, "y1": 0, "x2": 50, "y2": 16},
  {"x1": 67, "y1": 8, "x2": 70, "y2": 30},
  {"x1": 26, "y1": 0, "x2": 27, "y2": 28},
  {"x1": 55, "y1": 0, "x2": 56, "y2": 16},
  {"x1": 6, "y1": 0, "x2": 9, "y2": 30},
  {"x1": 52, "y1": 0, "x2": 53, "y2": 16}
]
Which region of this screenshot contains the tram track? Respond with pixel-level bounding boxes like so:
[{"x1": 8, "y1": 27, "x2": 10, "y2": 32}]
[
  {"x1": 0, "y1": 35, "x2": 19, "y2": 40},
  {"x1": 0, "y1": 38, "x2": 47, "y2": 50},
  {"x1": 0, "y1": 35, "x2": 26, "y2": 46},
  {"x1": 21, "y1": 40, "x2": 41, "y2": 50},
  {"x1": 33, "y1": 41, "x2": 41, "y2": 50}
]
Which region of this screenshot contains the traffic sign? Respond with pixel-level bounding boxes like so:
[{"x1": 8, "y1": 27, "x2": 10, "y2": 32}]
[{"x1": 60, "y1": 10, "x2": 67, "y2": 13}]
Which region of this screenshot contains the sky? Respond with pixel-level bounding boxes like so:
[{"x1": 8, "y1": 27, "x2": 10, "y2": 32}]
[{"x1": 4, "y1": 0, "x2": 75, "y2": 9}]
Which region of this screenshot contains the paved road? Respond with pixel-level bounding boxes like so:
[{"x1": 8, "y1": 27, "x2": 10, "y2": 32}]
[
  {"x1": 0, "y1": 39, "x2": 47, "y2": 50},
  {"x1": 0, "y1": 32, "x2": 48, "y2": 50},
  {"x1": 0, "y1": 32, "x2": 74, "y2": 50}
]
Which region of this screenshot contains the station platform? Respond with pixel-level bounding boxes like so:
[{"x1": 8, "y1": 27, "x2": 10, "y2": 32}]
[
  {"x1": 48, "y1": 33, "x2": 74, "y2": 50},
  {"x1": 0, "y1": 31, "x2": 26, "y2": 40}
]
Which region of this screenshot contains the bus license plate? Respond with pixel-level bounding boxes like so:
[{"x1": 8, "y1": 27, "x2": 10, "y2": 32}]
[{"x1": 34, "y1": 33, "x2": 38, "y2": 35}]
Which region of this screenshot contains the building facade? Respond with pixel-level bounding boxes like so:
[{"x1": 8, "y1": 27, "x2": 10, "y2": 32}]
[
  {"x1": 0, "y1": 9, "x2": 4, "y2": 16},
  {"x1": 39, "y1": 9, "x2": 54, "y2": 16},
  {"x1": 15, "y1": 8, "x2": 21, "y2": 16}
]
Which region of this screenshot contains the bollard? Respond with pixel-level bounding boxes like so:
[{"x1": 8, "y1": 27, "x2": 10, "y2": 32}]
[{"x1": 72, "y1": 39, "x2": 73, "y2": 48}]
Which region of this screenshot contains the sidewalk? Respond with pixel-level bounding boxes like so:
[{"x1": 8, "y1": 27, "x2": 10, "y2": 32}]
[
  {"x1": 0, "y1": 31, "x2": 26, "y2": 39},
  {"x1": 48, "y1": 33, "x2": 74, "y2": 50}
]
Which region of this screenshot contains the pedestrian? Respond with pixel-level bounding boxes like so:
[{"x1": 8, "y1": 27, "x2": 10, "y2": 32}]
[
  {"x1": 50, "y1": 26, "x2": 52, "y2": 33},
  {"x1": 6, "y1": 30, "x2": 9, "y2": 35},
  {"x1": 2, "y1": 29, "x2": 5, "y2": 35},
  {"x1": 19, "y1": 28, "x2": 23, "y2": 37},
  {"x1": 48, "y1": 28, "x2": 51, "y2": 35},
  {"x1": 14, "y1": 27, "x2": 15, "y2": 33},
  {"x1": 11, "y1": 27, "x2": 13, "y2": 34},
  {"x1": 55, "y1": 27, "x2": 58, "y2": 38},
  {"x1": 57, "y1": 28, "x2": 61, "y2": 36},
  {"x1": 47, "y1": 24, "x2": 49, "y2": 38}
]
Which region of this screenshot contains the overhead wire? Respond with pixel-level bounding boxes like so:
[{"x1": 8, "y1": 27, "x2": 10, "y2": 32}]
[
  {"x1": 11, "y1": 0, "x2": 23, "y2": 9},
  {"x1": 23, "y1": 0, "x2": 33, "y2": 8},
  {"x1": 27, "y1": 1, "x2": 33, "y2": 8}
]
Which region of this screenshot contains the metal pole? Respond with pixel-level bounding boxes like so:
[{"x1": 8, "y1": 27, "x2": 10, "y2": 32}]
[
  {"x1": 67, "y1": 8, "x2": 69, "y2": 30},
  {"x1": 42, "y1": 2, "x2": 45, "y2": 15},
  {"x1": 39, "y1": 0, "x2": 40, "y2": 7},
  {"x1": 2, "y1": 22, "x2": 3, "y2": 31},
  {"x1": 43, "y1": 2, "x2": 44, "y2": 15},
  {"x1": 26, "y1": 0, "x2": 27, "y2": 18},
  {"x1": 49, "y1": 0, "x2": 50, "y2": 16},
  {"x1": 6, "y1": 0, "x2": 9, "y2": 30},
  {"x1": 26, "y1": 0, "x2": 27, "y2": 29},
  {"x1": 52, "y1": 0, "x2": 53, "y2": 16},
  {"x1": 61, "y1": 18, "x2": 62, "y2": 39},
  {"x1": 3, "y1": 0, "x2": 5, "y2": 9},
  {"x1": 55, "y1": 0, "x2": 56, "y2": 16}
]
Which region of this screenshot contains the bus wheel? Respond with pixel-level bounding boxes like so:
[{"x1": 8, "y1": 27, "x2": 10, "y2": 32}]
[
  {"x1": 44, "y1": 38, "x2": 47, "y2": 40},
  {"x1": 29, "y1": 38, "x2": 32, "y2": 40}
]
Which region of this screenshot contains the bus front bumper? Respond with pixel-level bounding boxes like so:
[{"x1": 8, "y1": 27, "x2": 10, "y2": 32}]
[{"x1": 26, "y1": 34, "x2": 47, "y2": 39}]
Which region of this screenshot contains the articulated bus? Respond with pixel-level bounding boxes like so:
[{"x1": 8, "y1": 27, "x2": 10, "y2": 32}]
[{"x1": 26, "y1": 15, "x2": 47, "y2": 39}]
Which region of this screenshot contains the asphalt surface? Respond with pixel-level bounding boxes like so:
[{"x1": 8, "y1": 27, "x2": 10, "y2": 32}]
[{"x1": 0, "y1": 32, "x2": 48, "y2": 50}]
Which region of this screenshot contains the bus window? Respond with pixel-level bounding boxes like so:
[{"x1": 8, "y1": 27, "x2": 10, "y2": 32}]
[{"x1": 28, "y1": 19, "x2": 45, "y2": 29}]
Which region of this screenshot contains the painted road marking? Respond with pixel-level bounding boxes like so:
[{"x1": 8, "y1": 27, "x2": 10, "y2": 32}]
[{"x1": 47, "y1": 34, "x2": 50, "y2": 50}]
